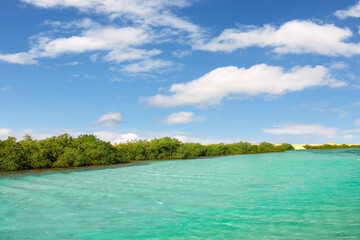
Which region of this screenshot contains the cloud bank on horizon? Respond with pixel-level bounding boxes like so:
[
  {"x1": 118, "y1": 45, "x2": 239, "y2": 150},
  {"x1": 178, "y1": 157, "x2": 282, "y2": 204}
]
[{"x1": 0, "y1": 0, "x2": 359, "y2": 144}]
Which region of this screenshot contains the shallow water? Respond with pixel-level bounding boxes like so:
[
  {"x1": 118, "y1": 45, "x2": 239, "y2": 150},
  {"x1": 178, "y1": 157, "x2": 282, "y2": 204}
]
[{"x1": 1, "y1": 149, "x2": 360, "y2": 239}]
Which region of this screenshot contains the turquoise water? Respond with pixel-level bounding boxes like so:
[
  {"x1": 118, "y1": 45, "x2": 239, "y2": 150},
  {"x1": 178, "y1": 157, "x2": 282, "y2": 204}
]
[{"x1": 1, "y1": 149, "x2": 360, "y2": 239}]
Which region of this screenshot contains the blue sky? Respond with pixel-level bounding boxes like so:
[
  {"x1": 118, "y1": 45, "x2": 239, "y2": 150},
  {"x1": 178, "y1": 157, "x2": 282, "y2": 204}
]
[{"x1": 0, "y1": 0, "x2": 360, "y2": 144}]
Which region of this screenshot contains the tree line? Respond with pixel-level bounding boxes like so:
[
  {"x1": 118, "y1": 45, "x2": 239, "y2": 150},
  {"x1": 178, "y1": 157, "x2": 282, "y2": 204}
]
[
  {"x1": 0, "y1": 134, "x2": 294, "y2": 171},
  {"x1": 303, "y1": 144, "x2": 360, "y2": 150}
]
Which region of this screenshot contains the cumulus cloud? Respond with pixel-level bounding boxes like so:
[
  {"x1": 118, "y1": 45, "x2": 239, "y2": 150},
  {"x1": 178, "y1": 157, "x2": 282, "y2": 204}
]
[
  {"x1": 144, "y1": 64, "x2": 346, "y2": 107},
  {"x1": 0, "y1": 52, "x2": 38, "y2": 65},
  {"x1": 0, "y1": 26, "x2": 153, "y2": 65},
  {"x1": 0, "y1": 21, "x2": 181, "y2": 73},
  {"x1": 21, "y1": 0, "x2": 191, "y2": 17},
  {"x1": 335, "y1": 1, "x2": 360, "y2": 19},
  {"x1": 197, "y1": 20, "x2": 360, "y2": 56},
  {"x1": 93, "y1": 131, "x2": 139, "y2": 144},
  {"x1": 95, "y1": 112, "x2": 124, "y2": 127},
  {"x1": 21, "y1": 0, "x2": 202, "y2": 39},
  {"x1": 157, "y1": 112, "x2": 205, "y2": 124}
]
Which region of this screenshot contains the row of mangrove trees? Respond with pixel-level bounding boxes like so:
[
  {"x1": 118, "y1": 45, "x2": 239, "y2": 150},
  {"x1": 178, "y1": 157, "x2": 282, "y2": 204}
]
[
  {"x1": 303, "y1": 144, "x2": 360, "y2": 149},
  {"x1": 0, "y1": 134, "x2": 294, "y2": 171}
]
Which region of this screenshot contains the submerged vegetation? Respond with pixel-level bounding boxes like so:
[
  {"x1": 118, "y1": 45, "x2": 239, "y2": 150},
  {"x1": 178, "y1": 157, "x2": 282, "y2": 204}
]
[
  {"x1": 303, "y1": 144, "x2": 360, "y2": 150},
  {"x1": 0, "y1": 134, "x2": 294, "y2": 171}
]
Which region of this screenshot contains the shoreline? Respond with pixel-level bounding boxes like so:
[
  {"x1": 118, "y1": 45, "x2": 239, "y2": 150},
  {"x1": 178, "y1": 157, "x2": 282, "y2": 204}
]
[
  {"x1": 0, "y1": 151, "x2": 284, "y2": 177},
  {"x1": 291, "y1": 143, "x2": 360, "y2": 150},
  {"x1": 2, "y1": 145, "x2": 360, "y2": 176}
]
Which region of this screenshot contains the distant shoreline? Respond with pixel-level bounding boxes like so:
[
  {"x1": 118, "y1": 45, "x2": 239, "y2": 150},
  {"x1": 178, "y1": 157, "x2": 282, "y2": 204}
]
[{"x1": 291, "y1": 143, "x2": 360, "y2": 150}]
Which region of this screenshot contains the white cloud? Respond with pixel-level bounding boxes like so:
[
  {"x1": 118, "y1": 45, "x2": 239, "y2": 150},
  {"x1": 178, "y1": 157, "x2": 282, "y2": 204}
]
[
  {"x1": 39, "y1": 26, "x2": 148, "y2": 56},
  {"x1": 263, "y1": 123, "x2": 339, "y2": 138},
  {"x1": 109, "y1": 77, "x2": 126, "y2": 82},
  {"x1": 197, "y1": 20, "x2": 360, "y2": 56},
  {"x1": 2, "y1": 0, "x2": 202, "y2": 67},
  {"x1": 145, "y1": 64, "x2": 346, "y2": 107},
  {"x1": 173, "y1": 135, "x2": 248, "y2": 145},
  {"x1": 263, "y1": 123, "x2": 360, "y2": 141},
  {"x1": 144, "y1": 130, "x2": 250, "y2": 144},
  {"x1": 0, "y1": 128, "x2": 12, "y2": 136},
  {"x1": 22, "y1": 0, "x2": 192, "y2": 16},
  {"x1": 0, "y1": 26, "x2": 151, "y2": 64},
  {"x1": 64, "y1": 61, "x2": 83, "y2": 66},
  {"x1": 90, "y1": 53, "x2": 100, "y2": 62},
  {"x1": 44, "y1": 18, "x2": 96, "y2": 29},
  {"x1": 0, "y1": 52, "x2": 38, "y2": 65},
  {"x1": 95, "y1": 112, "x2": 124, "y2": 127},
  {"x1": 335, "y1": 1, "x2": 360, "y2": 19},
  {"x1": 121, "y1": 59, "x2": 176, "y2": 73},
  {"x1": 21, "y1": 0, "x2": 202, "y2": 39},
  {"x1": 0, "y1": 23, "x2": 181, "y2": 72},
  {"x1": 0, "y1": 128, "x2": 54, "y2": 140},
  {"x1": 329, "y1": 61, "x2": 349, "y2": 70},
  {"x1": 94, "y1": 131, "x2": 139, "y2": 144},
  {"x1": 270, "y1": 136, "x2": 294, "y2": 145},
  {"x1": 355, "y1": 119, "x2": 360, "y2": 126},
  {"x1": 103, "y1": 48, "x2": 161, "y2": 63},
  {"x1": 172, "y1": 49, "x2": 191, "y2": 58},
  {"x1": 157, "y1": 112, "x2": 205, "y2": 124}
]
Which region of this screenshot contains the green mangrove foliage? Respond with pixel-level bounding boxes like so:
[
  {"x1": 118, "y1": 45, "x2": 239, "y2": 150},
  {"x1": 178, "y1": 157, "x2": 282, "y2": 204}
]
[
  {"x1": 0, "y1": 134, "x2": 126, "y2": 171},
  {"x1": 114, "y1": 139, "x2": 294, "y2": 161},
  {"x1": 0, "y1": 135, "x2": 294, "y2": 171},
  {"x1": 303, "y1": 144, "x2": 360, "y2": 150}
]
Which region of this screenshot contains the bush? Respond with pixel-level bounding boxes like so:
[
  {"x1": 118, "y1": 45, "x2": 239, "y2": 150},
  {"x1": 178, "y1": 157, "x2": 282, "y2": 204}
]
[
  {"x1": 52, "y1": 147, "x2": 86, "y2": 168},
  {"x1": 175, "y1": 143, "x2": 206, "y2": 159},
  {"x1": 118, "y1": 140, "x2": 149, "y2": 161},
  {"x1": 229, "y1": 142, "x2": 258, "y2": 154},
  {"x1": 0, "y1": 137, "x2": 26, "y2": 171},
  {"x1": 258, "y1": 142, "x2": 277, "y2": 153},
  {"x1": 303, "y1": 143, "x2": 360, "y2": 150},
  {"x1": 146, "y1": 137, "x2": 181, "y2": 160},
  {"x1": 276, "y1": 143, "x2": 295, "y2": 151},
  {"x1": 0, "y1": 134, "x2": 128, "y2": 171}
]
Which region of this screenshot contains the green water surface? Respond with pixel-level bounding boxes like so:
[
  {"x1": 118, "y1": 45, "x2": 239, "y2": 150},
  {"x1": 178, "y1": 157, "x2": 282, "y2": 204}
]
[{"x1": 1, "y1": 149, "x2": 360, "y2": 239}]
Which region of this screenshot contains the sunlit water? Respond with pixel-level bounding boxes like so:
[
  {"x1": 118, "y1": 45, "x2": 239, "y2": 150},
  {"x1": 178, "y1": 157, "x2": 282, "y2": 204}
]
[{"x1": 1, "y1": 149, "x2": 360, "y2": 239}]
